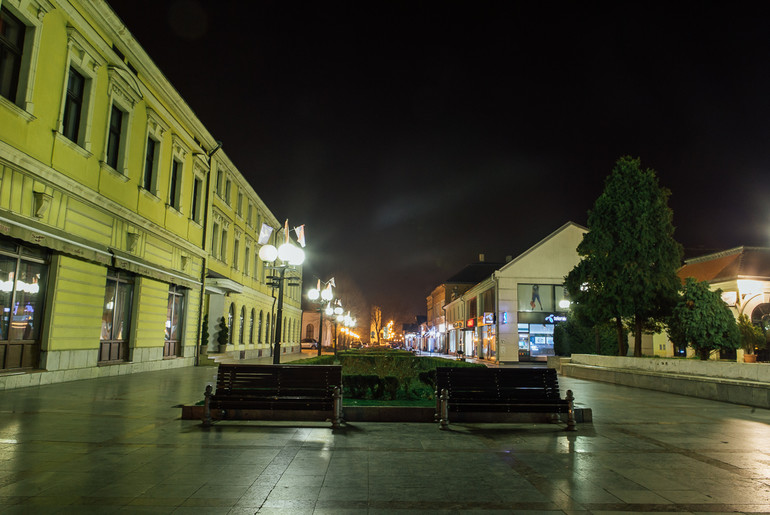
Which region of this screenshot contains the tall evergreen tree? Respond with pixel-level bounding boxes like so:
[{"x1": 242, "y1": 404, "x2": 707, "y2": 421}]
[{"x1": 568, "y1": 156, "x2": 683, "y2": 356}]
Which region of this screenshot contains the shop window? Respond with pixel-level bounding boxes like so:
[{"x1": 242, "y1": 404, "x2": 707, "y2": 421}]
[
  {"x1": 517, "y1": 284, "x2": 557, "y2": 312},
  {"x1": 0, "y1": 242, "x2": 48, "y2": 370},
  {"x1": 100, "y1": 269, "x2": 133, "y2": 363},
  {"x1": 164, "y1": 285, "x2": 185, "y2": 357}
]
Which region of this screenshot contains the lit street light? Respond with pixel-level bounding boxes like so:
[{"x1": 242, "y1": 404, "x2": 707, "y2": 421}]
[
  {"x1": 259, "y1": 228, "x2": 305, "y2": 364},
  {"x1": 307, "y1": 279, "x2": 334, "y2": 357}
]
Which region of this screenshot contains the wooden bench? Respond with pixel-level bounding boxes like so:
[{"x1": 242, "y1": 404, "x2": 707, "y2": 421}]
[
  {"x1": 203, "y1": 364, "x2": 343, "y2": 429},
  {"x1": 435, "y1": 367, "x2": 575, "y2": 431}
]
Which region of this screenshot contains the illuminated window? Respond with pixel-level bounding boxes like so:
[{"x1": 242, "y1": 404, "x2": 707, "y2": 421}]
[
  {"x1": 165, "y1": 285, "x2": 185, "y2": 357},
  {"x1": 100, "y1": 269, "x2": 133, "y2": 363}
]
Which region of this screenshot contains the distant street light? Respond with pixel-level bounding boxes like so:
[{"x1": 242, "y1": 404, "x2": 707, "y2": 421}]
[
  {"x1": 307, "y1": 279, "x2": 335, "y2": 356},
  {"x1": 259, "y1": 228, "x2": 305, "y2": 364}
]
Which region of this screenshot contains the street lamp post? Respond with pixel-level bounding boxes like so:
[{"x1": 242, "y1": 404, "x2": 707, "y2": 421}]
[
  {"x1": 329, "y1": 299, "x2": 344, "y2": 359},
  {"x1": 259, "y1": 236, "x2": 305, "y2": 364},
  {"x1": 307, "y1": 280, "x2": 334, "y2": 357}
]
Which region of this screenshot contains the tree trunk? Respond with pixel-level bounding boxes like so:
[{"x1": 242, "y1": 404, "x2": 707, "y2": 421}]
[
  {"x1": 616, "y1": 316, "x2": 626, "y2": 356},
  {"x1": 634, "y1": 314, "x2": 643, "y2": 357}
]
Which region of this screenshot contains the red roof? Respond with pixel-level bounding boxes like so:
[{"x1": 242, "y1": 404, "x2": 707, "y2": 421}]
[{"x1": 678, "y1": 247, "x2": 770, "y2": 283}]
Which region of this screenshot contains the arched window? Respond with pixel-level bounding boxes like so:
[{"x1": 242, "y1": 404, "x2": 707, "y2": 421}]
[
  {"x1": 266, "y1": 313, "x2": 271, "y2": 345},
  {"x1": 305, "y1": 323, "x2": 314, "y2": 341},
  {"x1": 258, "y1": 310, "x2": 263, "y2": 343},
  {"x1": 250, "y1": 309, "x2": 255, "y2": 344},
  {"x1": 239, "y1": 306, "x2": 245, "y2": 344},
  {"x1": 227, "y1": 304, "x2": 234, "y2": 344}
]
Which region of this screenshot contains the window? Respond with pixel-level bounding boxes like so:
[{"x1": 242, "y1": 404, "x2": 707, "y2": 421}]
[
  {"x1": 220, "y1": 229, "x2": 228, "y2": 263},
  {"x1": 0, "y1": 3, "x2": 47, "y2": 115},
  {"x1": 225, "y1": 179, "x2": 231, "y2": 205},
  {"x1": 191, "y1": 176, "x2": 203, "y2": 223},
  {"x1": 62, "y1": 67, "x2": 85, "y2": 143},
  {"x1": 250, "y1": 309, "x2": 255, "y2": 344},
  {"x1": 227, "y1": 304, "x2": 234, "y2": 344},
  {"x1": 233, "y1": 237, "x2": 240, "y2": 270},
  {"x1": 169, "y1": 160, "x2": 181, "y2": 210},
  {"x1": 258, "y1": 310, "x2": 263, "y2": 344},
  {"x1": 165, "y1": 285, "x2": 185, "y2": 357},
  {"x1": 237, "y1": 192, "x2": 243, "y2": 217},
  {"x1": 244, "y1": 243, "x2": 250, "y2": 277},
  {"x1": 266, "y1": 313, "x2": 271, "y2": 345},
  {"x1": 143, "y1": 137, "x2": 158, "y2": 192},
  {"x1": 0, "y1": 7, "x2": 25, "y2": 102},
  {"x1": 305, "y1": 324, "x2": 314, "y2": 341},
  {"x1": 100, "y1": 269, "x2": 133, "y2": 363},
  {"x1": 0, "y1": 240, "x2": 48, "y2": 370},
  {"x1": 247, "y1": 203, "x2": 253, "y2": 227},
  {"x1": 211, "y1": 222, "x2": 220, "y2": 259},
  {"x1": 105, "y1": 104, "x2": 124, "y2": 169},
  {"x1": 239, "y1": 306, "x2": 245, "y2": 344},
  {"x1": 216, "y1": 170, "x2": 223, "y2": 196}
]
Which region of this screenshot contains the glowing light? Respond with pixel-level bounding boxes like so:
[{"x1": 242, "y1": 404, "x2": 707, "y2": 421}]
[
  {"x1": 559, "y1": 300, "x2": 571, "y2": 309},
  {"x1": 258, "y1": 244, "x2": 278, "y2": 262},
  {"x1": 308, "y1": 289, "x2": 320, "y2": 300}
]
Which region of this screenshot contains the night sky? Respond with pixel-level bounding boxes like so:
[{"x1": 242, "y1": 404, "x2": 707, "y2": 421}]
[{"x1": 107, "y1": 1, "x2": 770, "y2": 321}]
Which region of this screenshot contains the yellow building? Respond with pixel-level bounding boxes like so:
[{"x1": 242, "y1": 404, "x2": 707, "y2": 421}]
[{"x1": 0, "y1": 0, "x2": 301, "y2": 388}]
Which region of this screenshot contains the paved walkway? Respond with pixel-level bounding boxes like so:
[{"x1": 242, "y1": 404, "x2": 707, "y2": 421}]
[{"x1": 1, "y1": 361, "x2": 770, "y2": 514}]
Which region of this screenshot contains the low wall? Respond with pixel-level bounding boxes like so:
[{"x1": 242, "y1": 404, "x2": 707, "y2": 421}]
[
  {"x1": 554, "y1": 354, "x2": 770, "y2": 409},
  {"x1": 568, "y1": 354, "x2": 770, "y2": 382}
]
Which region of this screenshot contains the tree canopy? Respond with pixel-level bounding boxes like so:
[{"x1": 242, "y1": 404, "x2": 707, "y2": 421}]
[
  {"x1": 566, "y1": 156, "x2": 682, "y2": 356},
  {"x1": 667, "y1": 278, "x2": 739, "y2": 360}
]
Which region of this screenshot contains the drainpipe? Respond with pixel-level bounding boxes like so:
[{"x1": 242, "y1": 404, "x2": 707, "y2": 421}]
[{"x1": 194, "y1": 141, "x2": 222, "y2": 365}]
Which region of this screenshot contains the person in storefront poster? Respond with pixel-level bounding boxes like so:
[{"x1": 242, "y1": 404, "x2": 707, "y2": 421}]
[{"x1": 530, "y1": 284, "x2": 542, "y2": 310}]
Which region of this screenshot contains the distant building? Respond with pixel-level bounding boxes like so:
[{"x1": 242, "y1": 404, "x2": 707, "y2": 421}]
[
  {"x1": 677, "y1": 247, "x2": 770, "y2": 360},
  {"x1": 443, "y1": 222, "x2": 586, "y2": 363}
]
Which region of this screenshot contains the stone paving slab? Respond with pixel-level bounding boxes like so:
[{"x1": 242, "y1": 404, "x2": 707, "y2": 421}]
[{"x1": 1, "y1": 364, "x2": 770, "y2": 513}]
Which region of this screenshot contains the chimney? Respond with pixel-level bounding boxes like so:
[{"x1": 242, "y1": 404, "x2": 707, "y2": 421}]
[{"x1": 479, "y1": 253, "x2": 485, "y2": 262}]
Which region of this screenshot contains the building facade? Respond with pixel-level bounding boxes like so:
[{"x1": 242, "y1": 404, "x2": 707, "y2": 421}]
[
  {"x1": 441, "y1": 223, "x2": 586, "y2": 363},
  {"x1": 0, "y1": 0, "x2": 300, "y2": 389}
]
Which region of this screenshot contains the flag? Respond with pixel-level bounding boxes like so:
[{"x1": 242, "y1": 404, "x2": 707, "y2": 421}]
[
  {"x1": 294, "y1": 225, "x2": 306, "y2": 247},
  {"x1": 284, "y1": 219, "x2": 289, "y2": 244},
  {"x1": 258, "y1": 223, "x2": 273, "y2": 245},
  {"x1": 329, "y1": 277, "x2": 336, "y2": 288}
]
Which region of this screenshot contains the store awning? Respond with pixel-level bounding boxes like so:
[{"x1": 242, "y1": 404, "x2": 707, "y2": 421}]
[
  {"x1": 0, "y1": 212, "x2": 112, "y2": 265},
  {"x1": 111, "y1": 249, "x2": 201, "y2": 289}
]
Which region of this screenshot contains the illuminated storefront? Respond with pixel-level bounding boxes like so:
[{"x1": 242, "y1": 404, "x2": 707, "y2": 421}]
[{"x1": 516, "y1": 284, "x2": 569, "y2": 360}]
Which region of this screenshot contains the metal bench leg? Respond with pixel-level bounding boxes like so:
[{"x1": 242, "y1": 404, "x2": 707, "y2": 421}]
[
  {"x1": 439, "y1": 388, "x2": 449, "y2": 430},
  {"x1": 203, "y1": 385, "x2": 213, "y2": 427},
  {"x1": 332, "y1": 386, "x2": 342, "y2": 429},
  {"x1": 565, "y1": 389, "x2": 576, "y2": 431}
]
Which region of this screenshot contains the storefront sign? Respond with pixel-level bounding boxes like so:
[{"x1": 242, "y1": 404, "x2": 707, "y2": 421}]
[
  {"x1": 518, "y1": 311, "x2": 568, "y2": 324},
  {"x1": 453, "y1": 321, "x2": 465, "y2": 329},
  {"x1": 483, "y1": 312, "x2": 495, "y2": 325},
  {"x1": 466, "y1": 318, "x2": 475, "y2": 328},
  {"x1": 501, "y1": 312, "x2": 508, "y2": 324}
]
